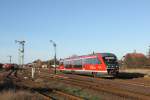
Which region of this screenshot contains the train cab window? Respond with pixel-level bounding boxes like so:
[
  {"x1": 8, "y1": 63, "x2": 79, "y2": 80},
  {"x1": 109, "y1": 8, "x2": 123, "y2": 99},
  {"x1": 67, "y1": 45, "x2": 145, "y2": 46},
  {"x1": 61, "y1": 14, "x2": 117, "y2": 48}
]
[{"x1": 103, "y1": 56, "x2": 117, "y2": 65}]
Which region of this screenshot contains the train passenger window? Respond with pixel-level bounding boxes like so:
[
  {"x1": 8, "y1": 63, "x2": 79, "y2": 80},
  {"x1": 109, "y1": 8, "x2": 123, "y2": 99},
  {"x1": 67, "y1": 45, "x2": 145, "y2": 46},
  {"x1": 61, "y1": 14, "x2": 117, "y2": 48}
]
[
  {"x1": 64, "y1": 61, "x2": 67, "y2": 68},
  {"x1": 92, "y1": 58, "x2": 101, "y2": 64},
  {"x1": 64, "y1": 61, "x2": 72, "y2": 68},
  {"x1": 59, "y1": 62, "x2": 64, "y2": 66},
  {"x1": 84, "y1": 58, "x2": 101, "y2": 64},
  {"x1": 73, "y1": 59, "x2": 82, "y2": 68}
]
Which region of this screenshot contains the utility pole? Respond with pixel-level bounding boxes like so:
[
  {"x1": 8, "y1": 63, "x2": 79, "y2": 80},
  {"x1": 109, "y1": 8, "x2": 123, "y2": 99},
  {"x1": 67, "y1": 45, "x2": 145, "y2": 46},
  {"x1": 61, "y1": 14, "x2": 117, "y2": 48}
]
[
  {"x1": 148, "y1": 45, "x2": 150, "y2": 58},
  {"x1": 8, "y1": 55, "x2": 12, "y2": 64},
  {"x1": 50, "y1": 40, "x2": 57, "y2": 74},
  {"x1": 15, "y1": 40, "x2": 25, "y2": 67}
]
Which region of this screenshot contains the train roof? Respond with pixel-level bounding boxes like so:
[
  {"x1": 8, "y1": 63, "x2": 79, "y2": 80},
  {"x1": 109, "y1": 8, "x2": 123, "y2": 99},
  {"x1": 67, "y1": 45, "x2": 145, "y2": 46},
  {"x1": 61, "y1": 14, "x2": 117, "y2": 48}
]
[
  {"x1": 100, "y1": 53, "x2": 116, "y2": 57},
  {"x1": 60, "y1": 53, "x2": 116, "y2": 61}
]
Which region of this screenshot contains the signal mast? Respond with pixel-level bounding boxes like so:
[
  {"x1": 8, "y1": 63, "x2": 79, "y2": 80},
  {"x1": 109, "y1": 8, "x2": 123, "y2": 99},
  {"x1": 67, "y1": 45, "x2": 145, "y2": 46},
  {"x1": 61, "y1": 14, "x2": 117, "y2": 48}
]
[{"x1": 15, "y1": 40, "x2": 25, "y2": 67}]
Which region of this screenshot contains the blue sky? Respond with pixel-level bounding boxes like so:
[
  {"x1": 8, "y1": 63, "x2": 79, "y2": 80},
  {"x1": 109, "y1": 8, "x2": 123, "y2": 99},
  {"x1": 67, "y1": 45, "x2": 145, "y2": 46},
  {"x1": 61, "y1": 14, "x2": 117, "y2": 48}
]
[{"x1": 0, "y1": 0, "x2": 150, "y2": 63}]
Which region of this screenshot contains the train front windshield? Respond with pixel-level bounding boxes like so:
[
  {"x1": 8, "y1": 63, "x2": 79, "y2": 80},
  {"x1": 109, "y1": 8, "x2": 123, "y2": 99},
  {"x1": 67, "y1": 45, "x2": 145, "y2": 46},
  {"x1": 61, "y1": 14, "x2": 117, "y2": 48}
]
[{"x1": 103, "y1": 56, "x2": 118, "y2": 68}]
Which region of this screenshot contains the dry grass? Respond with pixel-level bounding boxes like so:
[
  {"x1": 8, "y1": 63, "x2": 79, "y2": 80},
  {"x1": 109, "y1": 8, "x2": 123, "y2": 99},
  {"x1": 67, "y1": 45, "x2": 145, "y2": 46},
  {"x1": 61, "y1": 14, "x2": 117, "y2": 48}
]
[{"x1": 0, "y1": 90, "x2": 44, "y2": 100}]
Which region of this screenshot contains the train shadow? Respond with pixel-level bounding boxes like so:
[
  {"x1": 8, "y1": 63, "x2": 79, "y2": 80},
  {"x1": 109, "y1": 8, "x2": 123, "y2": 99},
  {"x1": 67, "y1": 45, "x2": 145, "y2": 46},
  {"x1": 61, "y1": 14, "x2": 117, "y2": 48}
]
[
  {"x1": 73, "y1": 72, "x2": 145, "y2": 80},
  {"x1": 114, "y1": 72, "x2": 145, "y2": 79}
]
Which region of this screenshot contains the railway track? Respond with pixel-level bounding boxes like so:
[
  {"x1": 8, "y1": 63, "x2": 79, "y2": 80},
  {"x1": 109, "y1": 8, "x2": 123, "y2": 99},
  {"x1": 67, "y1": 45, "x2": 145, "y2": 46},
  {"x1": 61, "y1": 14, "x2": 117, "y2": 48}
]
[
  {"x1": 60, "y1": 72, "x2": 150, "y2": 89},
  {"x1": 1, "y1": 70, "x2": 83, "y2": 100},
  {"x1": 115, "y1": 78, "x2": 150, "y2": 85},
  {"x1": 52, "y1": 74, "x2": 150, "y2": 100},
  {"x1": 111, "y1": 79, "x2": 150, "y2": 88},
  {"x1": 38, "y1": 71, "x2": 150, "y2": 100},
  {"x1": 35, "y1": 89, "x2": 83, "y2": 100},
  {"x1": 23, "y1": 68, "x2": 150, "y2": 100},
  {"x1": 41, "y1": 70, "x2": 150, "y2": 89},
  {"x1": 18, "y1": 76, "x2": 83, "y2": 100}
]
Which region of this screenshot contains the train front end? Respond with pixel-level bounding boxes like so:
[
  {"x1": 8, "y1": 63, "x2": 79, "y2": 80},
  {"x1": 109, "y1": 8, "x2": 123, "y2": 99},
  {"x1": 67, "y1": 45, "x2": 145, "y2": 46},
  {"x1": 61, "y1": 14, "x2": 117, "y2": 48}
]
[{"x1": 101, "y1": 53, "x2": 119, "y2": 76}]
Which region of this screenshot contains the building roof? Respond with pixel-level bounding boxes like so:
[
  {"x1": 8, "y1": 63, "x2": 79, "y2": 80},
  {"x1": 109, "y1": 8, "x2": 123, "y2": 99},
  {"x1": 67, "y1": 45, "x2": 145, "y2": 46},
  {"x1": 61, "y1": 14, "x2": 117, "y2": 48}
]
[{"x1": 125, "y1": 53, "x2": 146, "y2": 58}]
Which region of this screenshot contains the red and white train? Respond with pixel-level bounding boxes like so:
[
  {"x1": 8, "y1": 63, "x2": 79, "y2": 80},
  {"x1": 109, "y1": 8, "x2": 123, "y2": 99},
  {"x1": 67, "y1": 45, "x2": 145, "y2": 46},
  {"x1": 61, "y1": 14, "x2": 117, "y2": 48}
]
[{"x1": 58, "y1": 53, "x2": 119, "y2": 77}]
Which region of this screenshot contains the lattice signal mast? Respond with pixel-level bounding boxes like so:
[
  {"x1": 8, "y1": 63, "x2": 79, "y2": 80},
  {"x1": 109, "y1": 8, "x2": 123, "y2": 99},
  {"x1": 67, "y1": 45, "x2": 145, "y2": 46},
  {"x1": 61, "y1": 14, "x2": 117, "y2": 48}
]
[
  {"x1": 15, "y1": 40, "x2": 25, "y2": 67},
  {"x1": 7, "y1": 55, "x2": 12, "y2": 64}
]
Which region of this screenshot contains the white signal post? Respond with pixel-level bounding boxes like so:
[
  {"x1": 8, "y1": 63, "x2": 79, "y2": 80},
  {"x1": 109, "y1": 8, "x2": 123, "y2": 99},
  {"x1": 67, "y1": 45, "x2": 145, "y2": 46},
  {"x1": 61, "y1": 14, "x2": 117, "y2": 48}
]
[{"x1": 31, "y1": 63, "x2": 36, "y2": 79}]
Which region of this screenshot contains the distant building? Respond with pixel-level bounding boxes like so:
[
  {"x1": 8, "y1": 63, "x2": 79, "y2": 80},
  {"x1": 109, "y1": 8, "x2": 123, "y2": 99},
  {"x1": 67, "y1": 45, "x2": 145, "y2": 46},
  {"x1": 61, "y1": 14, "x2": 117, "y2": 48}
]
[
  {"x1": 123, "y1": 52, "x2": 147, "y2": 67},
  {"x1": 42, "y1": 64, "x2": 48, "y2": 68},
  {"x1": 125, "y1": 53, "x2": 146, "y2": 59}
]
